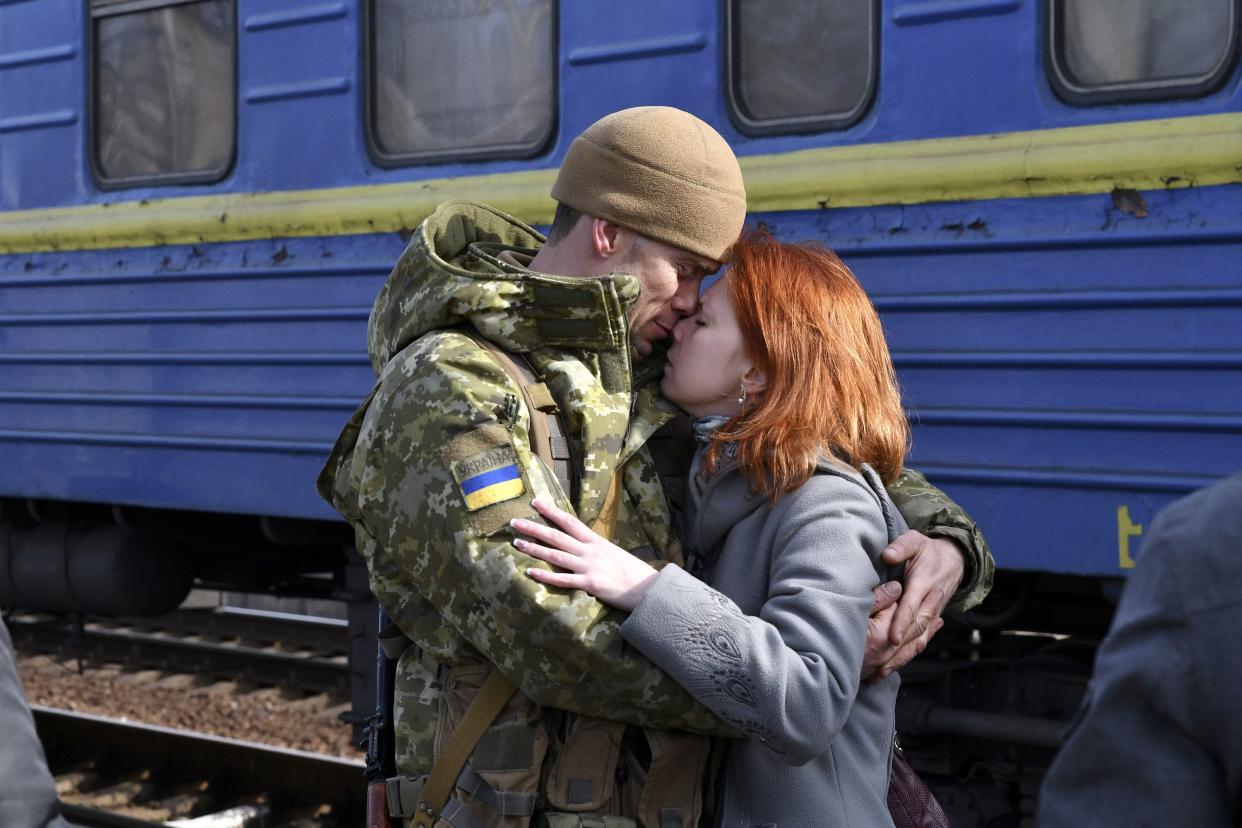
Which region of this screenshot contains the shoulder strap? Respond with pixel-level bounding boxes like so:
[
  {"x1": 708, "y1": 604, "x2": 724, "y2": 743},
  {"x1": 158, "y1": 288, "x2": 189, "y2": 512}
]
[
  {"x1": 458, "y1": 327, "x2": 576, "y2": 500},
  {"x1": 408, "y1": 330, "x2": 597, "y2": 826},
  {"x1": 412, "y1": 669, "x2": 518, "y2": 828}
]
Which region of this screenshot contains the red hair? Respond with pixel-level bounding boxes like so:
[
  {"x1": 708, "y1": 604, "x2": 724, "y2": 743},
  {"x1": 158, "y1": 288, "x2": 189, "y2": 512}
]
[{"x1": 705, "y1": 233, "x2": 909, "y2": 497}]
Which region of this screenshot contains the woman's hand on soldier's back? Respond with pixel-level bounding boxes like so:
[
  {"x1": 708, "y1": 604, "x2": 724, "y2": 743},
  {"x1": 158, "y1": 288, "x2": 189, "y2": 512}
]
[{"x1": 512, "y1": 499, "x2": 660, "y2": 612}]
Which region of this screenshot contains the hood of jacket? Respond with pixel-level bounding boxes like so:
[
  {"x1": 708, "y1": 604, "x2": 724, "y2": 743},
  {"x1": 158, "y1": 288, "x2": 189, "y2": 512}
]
[
  {"x1": 367, "y1": 200, "x2": 643, "y2": 375},
  {"x1": 319, "y1": 200, "x2": 660, "y2": 523}
]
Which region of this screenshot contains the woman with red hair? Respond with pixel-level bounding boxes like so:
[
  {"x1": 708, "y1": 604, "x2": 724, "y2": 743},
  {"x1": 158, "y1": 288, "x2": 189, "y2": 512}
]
[{"x1": 513, "y1": 234, "x2": 909, "y2": 826}]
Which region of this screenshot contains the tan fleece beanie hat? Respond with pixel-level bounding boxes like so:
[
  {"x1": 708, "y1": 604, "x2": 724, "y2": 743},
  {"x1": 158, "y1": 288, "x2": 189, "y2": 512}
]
[{"x1": 551, "y1": 107, "x2": 747, "y2": 263}]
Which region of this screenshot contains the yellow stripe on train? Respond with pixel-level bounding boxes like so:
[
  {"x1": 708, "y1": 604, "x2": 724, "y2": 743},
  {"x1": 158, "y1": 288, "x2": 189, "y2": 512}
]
[{"x1": 1, "y1": 113, "x2": 1240, "y2": 255}]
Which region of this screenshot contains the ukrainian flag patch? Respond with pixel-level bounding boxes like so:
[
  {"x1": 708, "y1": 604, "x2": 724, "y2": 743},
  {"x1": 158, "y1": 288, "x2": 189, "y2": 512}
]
[
  {"x1": 450, "y1": 444, "x2": 526, "y2": 512},
  {"x1": 460, "y1": 462, "x2": 524, "y2": 510}
]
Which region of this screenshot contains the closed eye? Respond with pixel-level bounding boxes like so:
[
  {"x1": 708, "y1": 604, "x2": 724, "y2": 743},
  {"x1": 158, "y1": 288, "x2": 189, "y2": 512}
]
[{"x1": 679, "y1": 262, "x2": 714, "y2": 281}]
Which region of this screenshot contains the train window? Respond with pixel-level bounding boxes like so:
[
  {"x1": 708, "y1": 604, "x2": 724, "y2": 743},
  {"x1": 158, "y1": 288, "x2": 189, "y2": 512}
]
[
  {"x1": 366, "y1": 0, "x2": 556, "y2": 165},
  {"x1": 1048, "y1": 0, "x2": 1240, "y2": 104},
  {"x1": 726, "y1": 0, "x2": 878, "y2": 135},
  {"x1": 90, "y1": 0, "x2": 236, "y2": 187}
]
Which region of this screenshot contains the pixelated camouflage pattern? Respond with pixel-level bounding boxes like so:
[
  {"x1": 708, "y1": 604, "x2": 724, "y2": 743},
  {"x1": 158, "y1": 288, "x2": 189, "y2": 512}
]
[
  {"x1": 321, "y1": 200, "x2": 994, "y2": 783},
  {"x1": 888, "y1": 468, "x2": 996, "y2": 611},
  {"x1": 319, "y1": 202, "x2": 733, "y2": 779}
]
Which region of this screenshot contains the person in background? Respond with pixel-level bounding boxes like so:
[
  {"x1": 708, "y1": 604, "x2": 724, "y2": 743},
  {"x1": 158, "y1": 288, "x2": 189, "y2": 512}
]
[
  {"x1": 0, "y1": 615, "x2": 70, "y2": 828},
  {"x1": 1038, "y1": 469, "x2": 1242, "y2": 827}
]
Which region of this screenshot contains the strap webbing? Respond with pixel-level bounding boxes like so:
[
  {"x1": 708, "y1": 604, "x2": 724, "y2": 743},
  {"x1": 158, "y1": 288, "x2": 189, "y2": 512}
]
[
  {"x1": 458, "y1": 327, "x2": 574, "y2": 499},
  {"x1": 386, "y1": 764, "x2": 536, "y2": 821},
  {"x1": 590, "y1": 471, "x2": 622, "y2": 541},
  {"x1": 407, "y1": 328, "x2": 621, "y2": 828},
  {"x1": 377, "y1": 621, "x2": 411, "y2": 660},
  {"x1": 413, "y1": 669, "x2": 519, "y2": 828},
  {"x1": 453, "y1": 764, "x2": 536, "y2": 816}
]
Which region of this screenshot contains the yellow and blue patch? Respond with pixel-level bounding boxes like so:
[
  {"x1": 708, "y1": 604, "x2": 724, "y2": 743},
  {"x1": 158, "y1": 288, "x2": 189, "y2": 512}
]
[
  {"x1": 444, "y1": 428, "x2": 528, "y2": 516},
  {"x1": 460, "y1": 462, "x2": 524, "y2": 510}
]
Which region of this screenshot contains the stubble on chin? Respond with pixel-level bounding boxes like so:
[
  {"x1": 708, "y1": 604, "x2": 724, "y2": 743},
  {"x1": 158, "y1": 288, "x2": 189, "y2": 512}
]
[
  {"x1": 630, "y1": 320, "x2": 669, "y2": 358},
  {"x1": 629, "y1": 329, "x2": 651, "y2": 358}
]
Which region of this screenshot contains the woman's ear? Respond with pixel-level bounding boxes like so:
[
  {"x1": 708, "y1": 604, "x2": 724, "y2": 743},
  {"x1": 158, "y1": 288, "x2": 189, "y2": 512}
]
[{"x1": 743, "y1": 366, "x2": 768, "y2": 396}]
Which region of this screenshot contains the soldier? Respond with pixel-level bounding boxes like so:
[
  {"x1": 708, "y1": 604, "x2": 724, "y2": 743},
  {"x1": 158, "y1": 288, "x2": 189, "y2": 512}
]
[{"x1": 319, "y1": 106, "x2": 993, "y2": 827}]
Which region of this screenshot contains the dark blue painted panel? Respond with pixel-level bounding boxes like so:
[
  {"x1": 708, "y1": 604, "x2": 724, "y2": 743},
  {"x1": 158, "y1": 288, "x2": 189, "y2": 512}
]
[
  {"x1": 0, "y1": 232, "x2": 405, "y2": 287},
  {"x1": 878, "y1": 1, "x2": 1037, "y2": 140},
  {"x1": 0, "y1": 397, "x2": 355, "y2": 440},
  {"x1": 915, "y1": 479, "x2": 1177, "y2": 575},
  {"x1": 0, "y1": 272, "x2": 386, "y2": 314},
  {"x1": 239, "y1": 0, "x2": 362, "y2": 191},
  {"x1": 0, "y1": 440, "x2": 339, "y2": 519},
  {"x1": 2, "y1": 7, "x2": 1241, "y2": 583},
  {"x1": 762, "y1": 186, "x2": 1242, "y2": 269},
  {"x1": 559, "y1": 1, "x2": 720, "y2": 143},
  {"x1": 6, "y1": 0, "x2": 1238, "y2": 206},
  {"x1": 745, "y1": 185, "x2": 1242, "y2": 576},
  {"x1": 909, "y1": 423, "x2": 1239, "y2": 479},
  {"x1": 2, "y1": 188, "x2": 1239, "y2": 579},
  {"x1": 0, "y1": 0, "x2": 83, "y2": 210},
  {"x1": 0, "y1": 360, "x2": 374, "y2": 398},
  {"x1": 0, "y1": 317, "x2": 369, "y2": 352},
  {"x1": 883, "y1": 306, "x2": 1242, "y2": 351},
  {"x1": 898, "y1": 365, "x2": 1242, "y2": 417}
]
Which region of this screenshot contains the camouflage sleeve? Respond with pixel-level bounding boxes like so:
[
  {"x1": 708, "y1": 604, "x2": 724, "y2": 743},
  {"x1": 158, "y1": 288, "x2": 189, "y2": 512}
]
[
  {"x1": 886, "y1": 468, "x2": 995, "y2": 611},
  {"x1": 352, "y1": 331, "x2": 736, "y2": 736}
]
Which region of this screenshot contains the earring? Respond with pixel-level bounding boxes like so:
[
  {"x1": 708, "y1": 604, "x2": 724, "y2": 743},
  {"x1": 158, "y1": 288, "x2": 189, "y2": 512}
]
[{"x1": 737, "y1": 382, "x2": 748, "y2": 407}]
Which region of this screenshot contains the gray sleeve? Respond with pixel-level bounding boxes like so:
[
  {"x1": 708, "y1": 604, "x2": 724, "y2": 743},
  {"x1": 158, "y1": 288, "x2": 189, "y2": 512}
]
[
  {"x1": 1038, "y1": 503, "x2": 1235, "y2": 828},
  {"x1": 620, "y1": 475, "x2": 885, "y2": 766},
  {"x1": 0, "y1": 619, "x2": 70, "y2": 828}
]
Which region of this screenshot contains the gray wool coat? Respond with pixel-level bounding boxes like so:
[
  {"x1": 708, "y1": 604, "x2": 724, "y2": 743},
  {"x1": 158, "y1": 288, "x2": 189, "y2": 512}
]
[{"x1": 621, "y1": 450, "x2": 903, "y2": 828}]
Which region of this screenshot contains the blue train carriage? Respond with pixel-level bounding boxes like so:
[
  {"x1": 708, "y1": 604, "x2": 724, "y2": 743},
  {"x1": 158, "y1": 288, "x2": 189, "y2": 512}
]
[{"x1": 2, "y1": 0, "x2": 1240, "y2": 821}]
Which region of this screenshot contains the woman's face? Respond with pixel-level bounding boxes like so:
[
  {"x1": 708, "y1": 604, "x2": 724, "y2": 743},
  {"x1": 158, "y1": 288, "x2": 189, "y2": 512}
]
[{"x1": 661, "y1": 278, "x2": 755, "y2": 418}]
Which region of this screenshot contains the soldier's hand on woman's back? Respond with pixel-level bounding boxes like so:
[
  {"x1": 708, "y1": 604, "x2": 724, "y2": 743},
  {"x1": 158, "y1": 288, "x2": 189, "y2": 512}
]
[
  {"x1": 860, "y1": 531, "x2": 963, "y2": 679},
  {"x1": 862, "y1": 588, "x2": 944, "y2": 681},
  {"x1": 863, "y1": 582, "x2": 902, "y2": 679}
]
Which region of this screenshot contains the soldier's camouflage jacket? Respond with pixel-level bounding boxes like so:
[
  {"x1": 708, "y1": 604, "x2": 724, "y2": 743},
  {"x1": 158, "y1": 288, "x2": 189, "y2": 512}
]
[{"x1": 317, "y1": 201, "x2": 994, "y2": 801}]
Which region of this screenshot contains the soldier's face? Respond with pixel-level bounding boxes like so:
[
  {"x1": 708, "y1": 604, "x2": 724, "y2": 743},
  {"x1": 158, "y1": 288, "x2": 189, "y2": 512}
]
[
  {"x1": 661, "y1": 278, "x2": 754, "y2": 417},
  {"x1": 621, "y1": 238, "x2": 719, "y2": 358}
]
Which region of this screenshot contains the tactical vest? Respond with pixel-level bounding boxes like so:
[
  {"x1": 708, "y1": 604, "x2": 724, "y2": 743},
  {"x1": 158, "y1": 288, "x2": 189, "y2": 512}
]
[{"x1": 382, "y1": 330, "x2": 713, "y2": 828}]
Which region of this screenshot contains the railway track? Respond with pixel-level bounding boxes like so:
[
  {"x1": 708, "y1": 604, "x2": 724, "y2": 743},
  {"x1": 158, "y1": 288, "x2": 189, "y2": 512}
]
[
  {"x1": 36, "y1": 705, "x2": 363, "y2": 827},
  {"x1": 8, "y1": 607, "x2": 349, "y2": 696}
]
